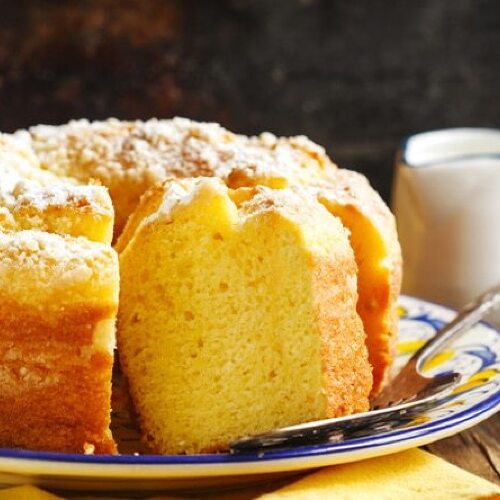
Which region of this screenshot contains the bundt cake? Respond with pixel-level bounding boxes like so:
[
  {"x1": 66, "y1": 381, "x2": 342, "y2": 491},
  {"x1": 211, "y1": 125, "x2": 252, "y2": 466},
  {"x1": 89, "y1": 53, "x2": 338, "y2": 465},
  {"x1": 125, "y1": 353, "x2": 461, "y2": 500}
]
[
  {"x1": 117, "y1": 177, "x2": 372, "y2": 454},
  {"x1": 0, "y1": 230, "x2": 118, "y2": 453},
  {"x1": 20, "y1": 118, "x2": 401, "y2": 395},
  {"x1": 0, "y1": 117, "x2": 402, "y2": 455}
]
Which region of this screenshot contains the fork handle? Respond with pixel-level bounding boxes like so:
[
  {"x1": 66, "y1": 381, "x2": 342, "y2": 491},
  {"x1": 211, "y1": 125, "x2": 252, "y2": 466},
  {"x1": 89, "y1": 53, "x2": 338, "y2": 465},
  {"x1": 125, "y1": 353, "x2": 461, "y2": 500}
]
[{"x1": 414, "y1": 284, "x2": 500, "y2": 371}]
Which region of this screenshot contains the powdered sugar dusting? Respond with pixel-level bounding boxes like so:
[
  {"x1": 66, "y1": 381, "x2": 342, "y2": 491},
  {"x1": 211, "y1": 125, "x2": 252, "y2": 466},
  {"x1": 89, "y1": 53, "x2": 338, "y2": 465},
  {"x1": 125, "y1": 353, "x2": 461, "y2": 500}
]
[
  {"x1": 0, "y1": 132, "x2": 61, "y2": 190},
  {"x1": 25, "y1": 117, "x2": 335, "y2": 187},
  {"x1": 0, "y1": 180, "x2": 112, "y2": 215},
  {"x1": 0, "y1": 117, "x2": 338, "y2": 235},
  {"x1": 0, "y1": 229, "x2": 111, "y2": 268},
  {"x1": 0, "y1": 230, "x2": 117, "y2": 296}
]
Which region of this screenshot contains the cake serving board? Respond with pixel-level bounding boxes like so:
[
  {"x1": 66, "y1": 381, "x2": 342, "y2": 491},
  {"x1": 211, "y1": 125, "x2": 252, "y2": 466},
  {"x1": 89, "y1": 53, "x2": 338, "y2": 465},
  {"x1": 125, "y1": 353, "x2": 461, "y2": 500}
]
[{"x1": 0, "y1": 295, "x2": 498, "y2": 495}]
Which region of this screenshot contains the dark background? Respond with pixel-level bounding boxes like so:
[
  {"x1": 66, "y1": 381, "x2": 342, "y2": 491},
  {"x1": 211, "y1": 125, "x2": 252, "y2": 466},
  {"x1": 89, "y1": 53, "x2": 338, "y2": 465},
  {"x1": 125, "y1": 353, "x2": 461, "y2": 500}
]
[{"x1": 1, "y1": 0, "x2": 499, "y2": 201}]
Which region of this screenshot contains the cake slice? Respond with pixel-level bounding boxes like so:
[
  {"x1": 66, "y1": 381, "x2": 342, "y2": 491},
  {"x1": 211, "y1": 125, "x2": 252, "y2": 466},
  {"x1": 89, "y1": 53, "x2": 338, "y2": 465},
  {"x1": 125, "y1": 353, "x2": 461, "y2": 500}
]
[
  {"x1": 0, "y1": 133, "x2": 118, "y2": 453},
  {"x1": 0, "y1": 230, "x2": 118, "y2": 453},
  {"x1": 118, "y1": 177, "x2": 372, "y2": 454}
]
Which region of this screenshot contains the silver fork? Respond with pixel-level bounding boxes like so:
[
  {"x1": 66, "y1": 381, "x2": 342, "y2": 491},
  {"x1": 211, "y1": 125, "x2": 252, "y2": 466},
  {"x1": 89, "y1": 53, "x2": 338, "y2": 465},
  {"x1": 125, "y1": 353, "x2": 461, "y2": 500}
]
[{"x1": 230, "y1": 285, "x2": 500, "y2": 453}]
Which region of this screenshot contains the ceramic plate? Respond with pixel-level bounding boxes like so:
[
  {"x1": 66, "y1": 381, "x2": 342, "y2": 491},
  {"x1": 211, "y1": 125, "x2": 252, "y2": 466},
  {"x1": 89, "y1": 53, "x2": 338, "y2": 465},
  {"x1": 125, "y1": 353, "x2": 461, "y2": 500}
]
[{"x1": 0, "y1": 295, "x2": 498, "y2": 494}]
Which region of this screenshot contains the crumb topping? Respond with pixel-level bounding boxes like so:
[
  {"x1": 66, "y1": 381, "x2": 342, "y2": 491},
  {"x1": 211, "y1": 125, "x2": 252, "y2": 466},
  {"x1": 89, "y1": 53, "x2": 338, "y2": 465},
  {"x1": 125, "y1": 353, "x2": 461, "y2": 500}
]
[
  {"x1": 24, "y1": 117, "x2": 335, "y2": 187},
  {"x1": 0, "y1": 180, "x2": 112, "y2": 215},
  {"x1": 0, "y1": 230, "x2": 112, "y2": 266}
]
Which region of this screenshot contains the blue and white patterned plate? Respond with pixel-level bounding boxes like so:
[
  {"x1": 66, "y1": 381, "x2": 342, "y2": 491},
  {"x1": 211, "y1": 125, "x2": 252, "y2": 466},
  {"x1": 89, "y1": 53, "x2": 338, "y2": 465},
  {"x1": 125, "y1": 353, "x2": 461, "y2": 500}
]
[{"x1": 0, "y1": 295, "x2": 498, "y2": 494}]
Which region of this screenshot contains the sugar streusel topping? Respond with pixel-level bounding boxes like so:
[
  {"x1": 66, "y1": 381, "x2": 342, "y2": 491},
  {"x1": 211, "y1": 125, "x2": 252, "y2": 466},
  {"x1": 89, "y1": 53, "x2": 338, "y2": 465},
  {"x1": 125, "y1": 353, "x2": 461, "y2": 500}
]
[
  {"x1": 0, "y1": 230, "x2": 112, "y2": 269},
  {"x1": 0, "y1": 180, "x2": 113, "y2": 216},
  {"x1": 25, "y1": 117, "x2": 335, "y2": 185},
  {"x1": 0, "y1": 230, "x2": 118, "y2": 302}
]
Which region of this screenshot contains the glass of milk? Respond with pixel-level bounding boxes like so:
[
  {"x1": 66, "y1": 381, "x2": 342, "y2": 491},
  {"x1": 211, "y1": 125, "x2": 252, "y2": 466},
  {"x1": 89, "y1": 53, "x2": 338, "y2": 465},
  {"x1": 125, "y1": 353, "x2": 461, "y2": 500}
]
[{"x1": 392, "y1": 128, "x2": 500, "y2": 325}]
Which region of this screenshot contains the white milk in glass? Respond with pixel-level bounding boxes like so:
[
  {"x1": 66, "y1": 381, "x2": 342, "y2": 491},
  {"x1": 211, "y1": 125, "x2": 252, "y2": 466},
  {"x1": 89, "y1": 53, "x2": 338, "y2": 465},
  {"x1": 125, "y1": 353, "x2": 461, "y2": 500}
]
[{"x1": 393, "y1": 128, "x2": 500, "y2": 325}]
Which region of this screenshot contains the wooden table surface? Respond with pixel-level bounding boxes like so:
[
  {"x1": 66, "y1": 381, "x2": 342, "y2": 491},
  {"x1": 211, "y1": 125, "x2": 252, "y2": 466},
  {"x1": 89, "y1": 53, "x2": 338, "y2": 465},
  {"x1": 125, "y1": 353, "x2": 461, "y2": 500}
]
[{"x1": 425, "y1": 412, "x2": 500, "y2": 486}]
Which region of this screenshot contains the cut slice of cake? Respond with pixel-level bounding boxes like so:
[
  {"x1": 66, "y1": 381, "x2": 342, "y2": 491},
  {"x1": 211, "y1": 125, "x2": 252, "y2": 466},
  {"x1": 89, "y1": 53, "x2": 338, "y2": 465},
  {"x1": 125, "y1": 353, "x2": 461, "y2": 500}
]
[
  {"x1": 118, "y1": 177, "x2": 372, "y2": 454},
  {"x1": 0, "y1": 230, "x2": 118, "y2": 453},
  {"x1": 0, "y1": 134, "x2": 118, "y2": 453}
]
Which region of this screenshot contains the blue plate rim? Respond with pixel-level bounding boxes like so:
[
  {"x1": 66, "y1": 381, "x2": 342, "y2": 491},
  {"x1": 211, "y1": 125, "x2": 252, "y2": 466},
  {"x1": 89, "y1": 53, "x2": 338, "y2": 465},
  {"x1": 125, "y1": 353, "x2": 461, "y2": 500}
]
[{"x1": 0, "y1": 295, "x2": 498, "y2": 465}]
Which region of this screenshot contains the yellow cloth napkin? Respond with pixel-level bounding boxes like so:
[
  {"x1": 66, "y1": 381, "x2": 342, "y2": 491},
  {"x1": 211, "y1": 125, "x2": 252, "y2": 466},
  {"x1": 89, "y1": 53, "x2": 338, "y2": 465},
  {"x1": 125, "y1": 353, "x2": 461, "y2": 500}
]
[
  {"x1": 0, "y1": 449, "x2": 498, "y2": 499},
  {"x1": 0, "y1": 484, "x2": 62, "y2": 499},
  {"x1": 257, "y1": 449, "x2": 500, "y2": 500}
]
